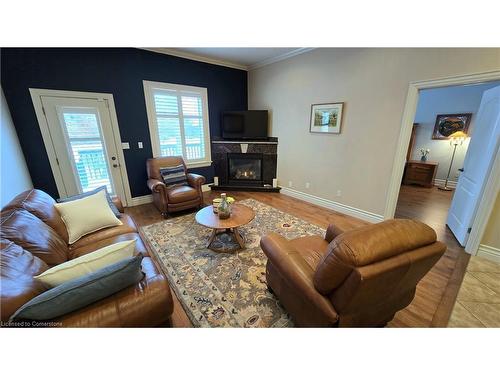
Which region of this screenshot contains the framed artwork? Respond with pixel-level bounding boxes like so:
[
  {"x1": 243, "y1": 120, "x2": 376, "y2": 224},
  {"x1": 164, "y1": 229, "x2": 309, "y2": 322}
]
[
  {"x1": 432, "y1": 113, "x2": 472, "y2": 140},
  {"x1": 310, "y1": 102, "x2": 344, "y2": 134}
]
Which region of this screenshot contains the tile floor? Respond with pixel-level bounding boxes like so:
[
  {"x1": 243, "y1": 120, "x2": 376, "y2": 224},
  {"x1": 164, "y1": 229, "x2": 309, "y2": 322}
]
[{"x1": 448, "y1": 256, "x2": 500, "y2": 327}]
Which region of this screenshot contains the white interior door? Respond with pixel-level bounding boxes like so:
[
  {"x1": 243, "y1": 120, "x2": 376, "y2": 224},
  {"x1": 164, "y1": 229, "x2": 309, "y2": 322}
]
[
  {"x1": 447, "y1": 85, "x2": 500, "y2": 246},
  {"x1": 40, "y1": 96, "x2": 127, "y2": 201}
]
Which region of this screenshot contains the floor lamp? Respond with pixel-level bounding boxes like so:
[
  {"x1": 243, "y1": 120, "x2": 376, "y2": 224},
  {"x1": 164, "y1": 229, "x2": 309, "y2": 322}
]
[{"x1": 439, "y1": 131, "x2": 467, "y2": 191}]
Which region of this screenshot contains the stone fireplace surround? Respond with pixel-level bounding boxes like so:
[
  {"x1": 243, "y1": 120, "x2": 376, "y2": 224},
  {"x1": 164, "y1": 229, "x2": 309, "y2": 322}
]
[{"x1": 210, "y1": 138, "x2": 280, "y2": 192}]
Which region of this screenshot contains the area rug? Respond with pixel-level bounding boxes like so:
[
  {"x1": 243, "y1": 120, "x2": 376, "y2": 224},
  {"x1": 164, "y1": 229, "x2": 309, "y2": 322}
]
[{"x1": 140, "y1": 199, "x2": 325, "y2": 327}]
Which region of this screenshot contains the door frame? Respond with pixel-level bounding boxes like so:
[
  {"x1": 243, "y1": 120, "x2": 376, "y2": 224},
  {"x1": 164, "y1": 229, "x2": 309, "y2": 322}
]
[
  {"x1": 29, "y1": 88, "x2": 133, "y2": 206},
  {"x1": 384, "y1": 70, "x2": 500, "y2": 255}
]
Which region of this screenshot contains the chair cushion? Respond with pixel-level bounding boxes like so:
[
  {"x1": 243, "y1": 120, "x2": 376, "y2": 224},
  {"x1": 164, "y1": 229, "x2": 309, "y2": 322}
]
[
  {"x1": 167, "y1": 185, "x2": 199, "y2": 204},
  {"x1": 35, "y1": 239, "x2": 137, "y2": 287},
  {"x1": 10, "y1": 255, "x2": 144, "y2": 322},
  {"x1": 0, "y1": 239, "x2": 49, "y2": 321},
  {"x1": 54, "y1": 190, "x2": 123, "y2": 244},
  {"x1": 313, "y1": 219, "x2": 438, "y2": 295},
  {"x1": 289, "y1": 235, "x2": 330, "y2": 271},
  {"x1": 68, "y1": 214, "x2": 137, "y2": 251},
  {"x1": 57, "y1": 186, "x2": 121, "y2": 218},
  {"x1": 0, "y1": 209, "x2": 68, "y2": 266},
  {"x1": 160, "y1": 164, "x2": 188, "y2": 188}
]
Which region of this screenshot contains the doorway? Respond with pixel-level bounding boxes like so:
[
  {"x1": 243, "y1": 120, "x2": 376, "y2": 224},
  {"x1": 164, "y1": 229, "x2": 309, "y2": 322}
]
[
  {"x1": 385, "y1": 71, "x2": 500, "y2": 256},
  {"x1": 396, "y1": 81, "x2": 500, "y2": 249},
  {"x1": 30, "y1": 89, "x2": 132, "y2": 205}
]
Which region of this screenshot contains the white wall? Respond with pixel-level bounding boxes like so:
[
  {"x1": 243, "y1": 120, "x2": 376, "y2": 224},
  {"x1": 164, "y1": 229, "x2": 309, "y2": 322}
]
[
  {"x1": 1, "y1": 87, "x2": 33, "y2": 207},
  {"x1": 248, "y1": 48, "x2": 500, "y2": 217},
  {"x1": 412, "y1": 81, "x2": 500, "y2": 182}
]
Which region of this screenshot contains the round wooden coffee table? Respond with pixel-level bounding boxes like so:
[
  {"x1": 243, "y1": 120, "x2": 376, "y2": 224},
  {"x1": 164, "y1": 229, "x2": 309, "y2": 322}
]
[{"x1": 195, "y1": 204, "x2": 255, "y2": 251}]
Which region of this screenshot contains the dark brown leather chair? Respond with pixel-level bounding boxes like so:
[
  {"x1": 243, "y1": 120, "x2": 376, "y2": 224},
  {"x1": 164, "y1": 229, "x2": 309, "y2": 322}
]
[
  {"x1": 260, "y1": 219, "x2": 446, "y2": 327},
  {"x1": 146, "y1": 156, "x2": 206, "y2": 217},
  {"x1": 0, "y1": 189, "x2": 174, "y2": 327}
]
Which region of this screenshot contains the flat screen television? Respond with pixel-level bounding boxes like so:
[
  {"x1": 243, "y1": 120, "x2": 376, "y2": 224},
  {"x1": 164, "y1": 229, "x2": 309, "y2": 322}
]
[{"x1": 222, "y1": 110, "x2": 268, "y2": 139}]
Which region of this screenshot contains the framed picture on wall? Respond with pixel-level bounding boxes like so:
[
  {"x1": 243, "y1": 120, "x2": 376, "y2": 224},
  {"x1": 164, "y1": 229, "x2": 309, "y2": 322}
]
[
  {"x1": 432, "y1": 113, "x2": 472, "y2": 140},
  {"x1": 309, "y1": 102, "x2": 344, "y2": 134}
]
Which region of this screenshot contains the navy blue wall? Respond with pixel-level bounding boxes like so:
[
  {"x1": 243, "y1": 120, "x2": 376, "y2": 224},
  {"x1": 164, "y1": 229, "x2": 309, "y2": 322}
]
[{"x1": 0, "y1": 48, "x2": 247, "y2": 199}]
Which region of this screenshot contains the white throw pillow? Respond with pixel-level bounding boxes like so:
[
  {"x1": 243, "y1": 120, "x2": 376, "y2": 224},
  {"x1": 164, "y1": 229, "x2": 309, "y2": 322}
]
[
  {"x1": 34, "y1": 239, "x2": 137, "y2": 287},
  {"x1": 54, "y1": 189, "x2": 123, "y2": 244}
]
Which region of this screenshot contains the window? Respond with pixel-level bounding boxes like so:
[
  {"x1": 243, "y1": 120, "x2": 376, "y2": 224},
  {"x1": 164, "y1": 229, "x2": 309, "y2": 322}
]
[{"x1": 143, "y1": 81, "x2": 212, "y2": 167}]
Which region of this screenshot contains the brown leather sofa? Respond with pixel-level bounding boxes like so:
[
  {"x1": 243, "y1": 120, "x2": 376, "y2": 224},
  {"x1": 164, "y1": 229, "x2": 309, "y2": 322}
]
[
  {"x1": 0, "y1": 189, "x2": 174, "y2": 327},
  {"x1": 146, "y1": 156, "x2": 206, "y2": 216},
  {"x1": 261, "y1": 219, "x2": 446, "y2": 327}
]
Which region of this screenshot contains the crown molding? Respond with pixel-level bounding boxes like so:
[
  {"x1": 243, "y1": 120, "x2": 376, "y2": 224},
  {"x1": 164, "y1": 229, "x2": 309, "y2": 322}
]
[
  {"x1": 248, "y1": 48, "x2": 315, "y2": 70},
  {"x1": 141, "y1": 48, "x2": 249, "y2": 71},
  {"x1": 141, "y1": 48, "x2": 316, "y2": 71}
]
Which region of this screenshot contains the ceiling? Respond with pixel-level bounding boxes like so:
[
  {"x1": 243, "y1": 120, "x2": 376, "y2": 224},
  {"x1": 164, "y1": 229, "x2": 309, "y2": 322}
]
[{"x1": 143, "y1": 48, "x2": 313, "y2": 70}]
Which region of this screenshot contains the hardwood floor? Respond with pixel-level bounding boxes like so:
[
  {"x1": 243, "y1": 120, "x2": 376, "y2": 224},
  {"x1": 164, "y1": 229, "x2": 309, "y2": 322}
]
[
  {"x1": 392, "y1": 185, "x2": 469, "y2": 327},
  {"x1": 126, "y1": 187, "x2": 468, "y2": 328}
]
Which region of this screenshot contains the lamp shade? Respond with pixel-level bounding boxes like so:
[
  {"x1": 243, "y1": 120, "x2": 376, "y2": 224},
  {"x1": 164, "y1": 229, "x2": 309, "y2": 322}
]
[{"x1": 451, "y1": 130, "x2": 467, "y2": 139}]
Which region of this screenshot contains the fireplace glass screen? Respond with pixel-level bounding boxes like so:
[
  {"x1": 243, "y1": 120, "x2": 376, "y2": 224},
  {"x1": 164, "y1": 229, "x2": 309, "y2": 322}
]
[{"x1": 228, "y1": 156, "x2": 262, "y2": 181}]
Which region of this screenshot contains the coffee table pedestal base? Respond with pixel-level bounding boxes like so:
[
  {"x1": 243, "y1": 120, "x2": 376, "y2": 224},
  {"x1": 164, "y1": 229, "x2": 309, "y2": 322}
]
[{"x1": 206, "y1": 227, "x2": 246, "y2": 251}]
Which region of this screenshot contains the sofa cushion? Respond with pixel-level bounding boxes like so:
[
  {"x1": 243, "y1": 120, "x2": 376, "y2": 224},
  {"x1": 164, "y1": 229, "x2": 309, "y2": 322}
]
[
  {"x1": 35, "y1": 239, "x2": 137, "y2": 287},
  {"x1": 57, "y1": 186, "x2": 121, "y2": 218},
  {"x1": 54, "y1": 189, "x2": 123, "y2": 244},
  {"x1": 0, "y1": 209, "x2": 68, "y2": 266},
  {"x1": 167, "y1": 185, "x2": 199, "y2": 204},
  {"x1": 0, "y1": 239, "x2": 49, "y2": 321},
  {"x1": 54, "y1": 257, "x2": 173, "y2": 327},
  {"x1": 68, "y1": 214, "x2": 137, "y2": 251},
  {"x1": 10, "y1": 255, "x2": 144, "y2": 322},
  {"x1": 69, "y1": 233, "x2": 149, "y2": 260},
  {"x1": 2, "y1": 189, "x2": 69, "y2": 243}
]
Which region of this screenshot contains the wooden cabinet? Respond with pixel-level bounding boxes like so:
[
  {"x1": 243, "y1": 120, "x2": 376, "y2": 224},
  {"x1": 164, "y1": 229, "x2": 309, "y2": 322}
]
[{"x1": 403, "y1": 160, "x2": 438, "y2": 188}]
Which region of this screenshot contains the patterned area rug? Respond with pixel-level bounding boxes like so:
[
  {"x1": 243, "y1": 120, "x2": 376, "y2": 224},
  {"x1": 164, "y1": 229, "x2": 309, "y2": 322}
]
[{"x1": 140, "y1": 199, "x2": 325, "y2": 327}]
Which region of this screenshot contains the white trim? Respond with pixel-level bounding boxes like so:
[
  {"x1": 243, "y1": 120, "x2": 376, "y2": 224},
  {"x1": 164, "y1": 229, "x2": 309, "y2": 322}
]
[
  {"x1": 141, "y1": 48, "x2": 316, "y2": 71},
  {"x1": 383, "y1": 70, "x2": 500, "y2": 256},
  {"x1": 142, "y1": 48, "x2": 248, "y2": 71},
  {"x1": 248, "y1": 48, "x2": 316, "y2": 70},
  {"x1": 280, "y1": 187, "x2": 383, "y2": 223},
  {"x1": 129, "y1": 184, "x2": 212, "y2": 207},
  {"x1": 212, "y1": 140, "x2": 278, "y2": 145},
  {"x1": 29, "y1": 88, "x2": 133, "y2": 207},
  {"x1": 477, "y1": 244, "x2": 500, "y2": 264},
  {"x1": 143, "y1": 80, "x2": 212, "y2": 168},
  {"x1": 434, "y1": 178, "x2": 458, "y2": 188}
]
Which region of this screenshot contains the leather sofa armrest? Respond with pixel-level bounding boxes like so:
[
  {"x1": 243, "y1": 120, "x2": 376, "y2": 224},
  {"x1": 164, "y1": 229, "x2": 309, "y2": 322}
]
[
  {"x1": 325, "y1": 222, "x2": 368, "y2": 243},
  {"x1": 112, "y1": 196, "x2": 125, "y2": 213},
  {"x1": 186, "y1": 173, "x2": 206, "y2": 188},
  {"x1": 147, "y1": 178, "x2": 166, "y2": 193},
  {"x1": 260, "y1": 233, "x2": 339, "y2": 322}
]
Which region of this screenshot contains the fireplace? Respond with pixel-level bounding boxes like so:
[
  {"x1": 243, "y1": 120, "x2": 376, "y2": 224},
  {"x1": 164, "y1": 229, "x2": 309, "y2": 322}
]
[
  {"x1": 210, "y1": 138, "x2": 280, "y2": 192},
  {"x1": 228, "y1": 153, "x2": 263, "y2": 185}
]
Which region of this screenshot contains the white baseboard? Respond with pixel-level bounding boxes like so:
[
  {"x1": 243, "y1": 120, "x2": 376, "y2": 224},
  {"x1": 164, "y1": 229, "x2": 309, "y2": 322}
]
[
  {"x1": 477, "y1": 244, "x2": 500, "y2": 264},
  {"x1": 128, "y1": 184, "x2": 212, "y2": 207},
  {"x1": 434, "y1": 178, "x2": 458, "y2": 188},
  {"x1": 280, "y1": 187, "x2": 384, "y2": 223}
]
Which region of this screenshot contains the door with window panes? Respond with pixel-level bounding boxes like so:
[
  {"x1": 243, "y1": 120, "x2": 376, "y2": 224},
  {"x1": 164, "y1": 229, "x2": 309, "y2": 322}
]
[{"x1": 40, "y1": 96, "x2": 127, "y2": 200}]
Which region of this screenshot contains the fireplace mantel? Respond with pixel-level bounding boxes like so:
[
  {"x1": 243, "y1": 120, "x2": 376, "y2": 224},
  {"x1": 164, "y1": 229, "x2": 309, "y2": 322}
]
[{"x1": 210, "y1": 138, "x2": 280, "y2": 192}]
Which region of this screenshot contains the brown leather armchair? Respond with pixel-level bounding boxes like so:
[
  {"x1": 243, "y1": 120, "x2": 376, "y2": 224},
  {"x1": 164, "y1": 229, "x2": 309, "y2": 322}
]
[
  {"x1": 260, "y1": 219, "x2": 446, "y2": 327},
  {"x1": 146, "y1": 156, "x2": 206, "y2": 217}
]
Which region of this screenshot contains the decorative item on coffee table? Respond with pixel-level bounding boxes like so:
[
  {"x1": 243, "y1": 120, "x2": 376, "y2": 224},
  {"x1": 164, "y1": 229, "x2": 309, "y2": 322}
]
[{"x1": 195, "y1": 200, "x2": 255, "y2": 252}]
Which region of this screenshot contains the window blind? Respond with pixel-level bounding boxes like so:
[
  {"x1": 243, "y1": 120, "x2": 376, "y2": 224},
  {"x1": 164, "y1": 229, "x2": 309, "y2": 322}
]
[{"x1": 153, "y1": 89, "x2": 206, "y2": 161}]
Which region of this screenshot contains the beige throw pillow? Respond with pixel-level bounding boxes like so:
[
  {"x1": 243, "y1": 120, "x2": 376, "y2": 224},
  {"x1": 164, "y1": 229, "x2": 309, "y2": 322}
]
[
  {"x1": 34, "y1": 239, "x2": 137, "y2": 287},
  {"x1": 54, "y1": 189, "x2": 123, "y2": 244}
]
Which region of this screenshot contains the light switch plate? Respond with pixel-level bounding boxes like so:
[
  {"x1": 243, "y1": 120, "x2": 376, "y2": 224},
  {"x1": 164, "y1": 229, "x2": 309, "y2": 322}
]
[
  {"x1": 121, "y1": 142, "x2": 130, "y2": 150},
  {"x1": 138, "y1": 142, "x2": 143, "y2": 149}
]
